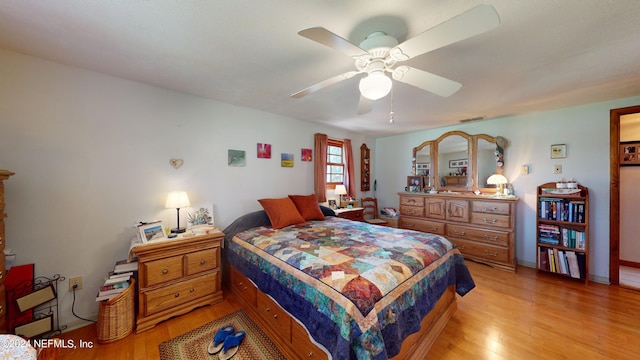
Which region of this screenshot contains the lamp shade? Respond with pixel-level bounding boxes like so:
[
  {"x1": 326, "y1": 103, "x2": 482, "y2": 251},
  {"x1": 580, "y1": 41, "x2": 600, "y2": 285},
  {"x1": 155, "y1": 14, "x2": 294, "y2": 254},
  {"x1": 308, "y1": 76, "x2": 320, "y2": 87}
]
[
  {"x1": 359, "y1": 72, "x2": 392, "y2": 100},
  {"x1": 487, "y1": 174, "x2": 508, "y2": 185},
  {"x1": 165, "y1": 191, "x2": 190, "y2": 209},
  {"x1": 334, "y1": 184, "x2": 347, "y2": 195}
]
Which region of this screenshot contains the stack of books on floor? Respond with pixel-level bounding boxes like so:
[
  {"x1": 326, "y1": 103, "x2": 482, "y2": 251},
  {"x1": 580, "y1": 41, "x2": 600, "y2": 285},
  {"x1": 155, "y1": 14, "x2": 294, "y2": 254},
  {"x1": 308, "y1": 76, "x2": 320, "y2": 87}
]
[{"x1": 96, "y1": 259, "x2": 138, "y2": 302}]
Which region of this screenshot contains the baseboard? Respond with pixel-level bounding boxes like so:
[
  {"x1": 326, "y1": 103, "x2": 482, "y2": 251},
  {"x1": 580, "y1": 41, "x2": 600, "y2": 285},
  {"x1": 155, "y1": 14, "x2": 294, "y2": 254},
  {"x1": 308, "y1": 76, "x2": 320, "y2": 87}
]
[{"x1": 620, "y1": 260, "x2": 640, "y2": 269}]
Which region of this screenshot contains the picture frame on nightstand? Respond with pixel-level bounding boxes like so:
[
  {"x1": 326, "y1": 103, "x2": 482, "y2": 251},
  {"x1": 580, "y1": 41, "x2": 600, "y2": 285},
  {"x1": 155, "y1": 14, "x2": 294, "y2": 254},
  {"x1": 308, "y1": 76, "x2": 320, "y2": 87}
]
[{"x1": 138, "y1": 222, "x2": 166, "y2": 243}]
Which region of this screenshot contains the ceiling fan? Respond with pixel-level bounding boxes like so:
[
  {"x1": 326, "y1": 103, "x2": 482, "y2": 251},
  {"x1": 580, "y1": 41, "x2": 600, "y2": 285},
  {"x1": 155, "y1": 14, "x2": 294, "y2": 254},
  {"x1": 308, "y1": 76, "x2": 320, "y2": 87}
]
[{"x1": 291, "y1": 4, "x2": 500, "y2": 110}]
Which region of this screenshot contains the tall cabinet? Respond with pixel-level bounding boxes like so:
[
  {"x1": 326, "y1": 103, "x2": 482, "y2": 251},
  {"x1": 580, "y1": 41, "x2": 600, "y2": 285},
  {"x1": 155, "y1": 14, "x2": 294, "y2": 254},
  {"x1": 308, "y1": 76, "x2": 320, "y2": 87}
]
[
  {"x1": 536, "y1": 182, "x2": 589, "y2": 283},
  {"x1": 0, "y1": 170, "x2": 15, "y2": 332}
]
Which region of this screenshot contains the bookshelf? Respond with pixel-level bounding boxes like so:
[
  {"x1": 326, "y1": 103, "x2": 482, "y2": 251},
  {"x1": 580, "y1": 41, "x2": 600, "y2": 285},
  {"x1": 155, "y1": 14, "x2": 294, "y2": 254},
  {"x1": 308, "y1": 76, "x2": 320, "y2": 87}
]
[{"x1": 536, "y1": 182, "x2": 589, "y2": 283}]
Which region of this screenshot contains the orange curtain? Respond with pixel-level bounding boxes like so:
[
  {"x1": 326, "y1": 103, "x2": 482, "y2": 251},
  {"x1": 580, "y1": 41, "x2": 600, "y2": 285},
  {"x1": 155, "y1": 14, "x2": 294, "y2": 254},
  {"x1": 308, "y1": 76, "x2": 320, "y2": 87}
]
[
  {"x1": 314, "y1": 133, "x2": 328, "y2": 202},
  {"x1": 343, "y1": 138, "x2": 356, "y2": 198}
]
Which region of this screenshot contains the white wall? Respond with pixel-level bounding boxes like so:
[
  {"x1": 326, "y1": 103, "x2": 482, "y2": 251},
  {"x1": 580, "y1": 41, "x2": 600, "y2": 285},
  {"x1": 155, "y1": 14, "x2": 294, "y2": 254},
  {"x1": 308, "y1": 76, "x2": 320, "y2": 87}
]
[
  {"x1": 0, "y1": 49, "x2": 370, "y2": 331},
  {"x1": 375, "y1": 95, "x2": 640, "y2": 284}
]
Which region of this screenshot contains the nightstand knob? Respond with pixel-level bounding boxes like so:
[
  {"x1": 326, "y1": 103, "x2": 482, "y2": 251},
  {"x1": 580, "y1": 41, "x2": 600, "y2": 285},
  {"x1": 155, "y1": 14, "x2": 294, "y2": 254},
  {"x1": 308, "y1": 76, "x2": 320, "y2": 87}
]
[
  {"x1": 190, "y1": 288, "x2": 194, "y2": 293},
  {"x1": 174, "y1": 293, "x2": 180, "y2": 298},
  {"x1": 200, "y1": 259, "x2": 206, "y2": 265},
  {"x1": 162, "y1": 269, "x2": 169, "y2": 274}
]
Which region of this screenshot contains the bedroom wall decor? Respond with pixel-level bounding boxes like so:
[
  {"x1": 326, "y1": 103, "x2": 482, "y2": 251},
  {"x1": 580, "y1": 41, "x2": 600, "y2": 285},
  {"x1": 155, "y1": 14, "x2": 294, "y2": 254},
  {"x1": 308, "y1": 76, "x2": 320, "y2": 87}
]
[
  {"x1": 281, "y1": 153, "x2": 294, "y2": 167},
  {"x1": 301, "y1": 148, "x2": 312, "y2": 161},
  {"x1": 228, "y1": 149, "x2": 246, "y2": 166},
  {"x1": 257, "y1": 143, "x2": 271, "y2": 159},
  {"x1": 169, "y1": 159, "x2": 184, "y2": 169}
]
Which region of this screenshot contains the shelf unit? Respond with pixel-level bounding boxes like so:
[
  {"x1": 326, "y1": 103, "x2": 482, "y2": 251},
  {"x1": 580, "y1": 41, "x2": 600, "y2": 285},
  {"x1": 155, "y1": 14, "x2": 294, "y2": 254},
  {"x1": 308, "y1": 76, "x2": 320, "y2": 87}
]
[
  {"x1": 360, "y1": 144, "x2": 370, "y2": 192},
  {"x1": 536, "y1": 182, "x2": 589, "y2": 283}
]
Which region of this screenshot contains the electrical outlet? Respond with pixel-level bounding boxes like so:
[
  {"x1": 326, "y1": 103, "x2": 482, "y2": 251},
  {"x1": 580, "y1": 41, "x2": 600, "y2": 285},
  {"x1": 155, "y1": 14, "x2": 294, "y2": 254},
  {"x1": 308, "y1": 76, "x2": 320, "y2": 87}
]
[
  {"x1": 69, "y1": 276, "x2": 82, "y2": 291},
  {"x1": 553, "y1": 165, "x2": 562, "y2": 174}
]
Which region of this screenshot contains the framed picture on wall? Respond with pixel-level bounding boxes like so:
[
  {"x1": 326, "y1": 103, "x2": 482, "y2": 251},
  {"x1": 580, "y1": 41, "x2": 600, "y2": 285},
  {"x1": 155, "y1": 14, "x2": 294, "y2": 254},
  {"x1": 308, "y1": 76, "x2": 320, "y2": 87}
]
[
  {"x1": 550, "y1": 144, "x2": 567, "y2": 159},
  {"x1": 620, "y1": 142, "x2": 640, "y2": 166}
]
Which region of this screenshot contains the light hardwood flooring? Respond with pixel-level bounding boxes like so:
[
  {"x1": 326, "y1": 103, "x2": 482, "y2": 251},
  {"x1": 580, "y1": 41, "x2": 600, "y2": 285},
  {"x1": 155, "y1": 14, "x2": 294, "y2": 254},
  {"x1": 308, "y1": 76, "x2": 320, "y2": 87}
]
[{"x1": 55, "y1": 261, "x2": 640, "y2": 359}]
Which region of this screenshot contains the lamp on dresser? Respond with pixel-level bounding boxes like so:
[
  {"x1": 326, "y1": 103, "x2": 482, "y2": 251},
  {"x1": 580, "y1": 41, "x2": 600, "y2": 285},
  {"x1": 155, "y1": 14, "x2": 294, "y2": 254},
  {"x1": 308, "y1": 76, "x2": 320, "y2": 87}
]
[
  {"x1": 165, "y1": 191, "x2": 190, "y2": 233},
  {"x1": 487, "y1": 174, "x2": 508, "y2": 196},
  {"x1": 334, "y1": 185, "x2": 347, "y2": 208}
]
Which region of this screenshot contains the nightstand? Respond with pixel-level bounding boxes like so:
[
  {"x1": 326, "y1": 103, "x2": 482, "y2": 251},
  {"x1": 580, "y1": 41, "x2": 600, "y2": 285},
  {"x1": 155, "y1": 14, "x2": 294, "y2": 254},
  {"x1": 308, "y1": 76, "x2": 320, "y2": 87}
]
[
  {"x1": 132, "y1": 231, "x2": 223, "y2": 332},
  {"x1": 334, "y1": 207, "x2": 364, "y2": 222}
]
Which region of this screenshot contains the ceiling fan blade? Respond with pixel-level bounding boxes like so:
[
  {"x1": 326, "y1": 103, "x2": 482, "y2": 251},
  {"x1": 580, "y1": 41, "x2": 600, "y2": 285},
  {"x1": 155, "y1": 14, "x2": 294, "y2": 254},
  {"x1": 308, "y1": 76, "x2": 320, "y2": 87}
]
[
  {"x1": 391, "y1": 4, "x2": 500, "y2": 61},
  {"x1": 298, "y1": 27, "x2": 368, "y2": 58},
  {"x1": 357, "y1": 95, "x2": 373, "y2": 115},
  {"x1": 392, "y1": 66, "x2": 462, "y2": 97},
  {"x1": 291, "y1": 71, "x2": 359, "y2": 98}
]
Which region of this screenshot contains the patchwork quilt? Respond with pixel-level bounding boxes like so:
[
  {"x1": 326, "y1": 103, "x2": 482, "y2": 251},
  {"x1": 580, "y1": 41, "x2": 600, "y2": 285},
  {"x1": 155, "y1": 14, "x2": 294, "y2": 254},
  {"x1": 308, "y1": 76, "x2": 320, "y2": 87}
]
[{"x1": 226, "y1": 215, "x2": 475, "y2": 360}]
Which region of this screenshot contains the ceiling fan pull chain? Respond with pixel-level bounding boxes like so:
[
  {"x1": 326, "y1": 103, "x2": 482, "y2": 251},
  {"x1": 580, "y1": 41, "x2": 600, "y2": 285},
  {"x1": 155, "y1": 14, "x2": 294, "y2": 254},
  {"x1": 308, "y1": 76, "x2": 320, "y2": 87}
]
[{"x1": 389, "y1": 87, "x2": 395, "y2": 124}]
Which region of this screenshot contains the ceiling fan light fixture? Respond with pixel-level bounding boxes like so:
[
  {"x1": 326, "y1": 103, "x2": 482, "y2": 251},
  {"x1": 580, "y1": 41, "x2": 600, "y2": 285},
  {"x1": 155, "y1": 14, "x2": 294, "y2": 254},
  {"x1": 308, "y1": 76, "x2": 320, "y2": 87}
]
[{"x1": 359, "y1": 72, "x2": 392, "y2": 100}]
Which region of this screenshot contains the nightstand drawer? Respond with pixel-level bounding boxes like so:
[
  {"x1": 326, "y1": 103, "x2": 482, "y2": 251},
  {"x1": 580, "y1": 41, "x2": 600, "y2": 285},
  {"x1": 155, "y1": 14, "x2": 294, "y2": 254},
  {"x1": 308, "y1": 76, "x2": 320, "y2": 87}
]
[
  {"x1": 144, "y1": 256, "x2": 184, "y2": 287},
  {"x1": 144, "y1": 272, "x2": 217, "y2": 316},
  {"x1": 185, "y1": 248, "x2": 218, "y2": 275}
]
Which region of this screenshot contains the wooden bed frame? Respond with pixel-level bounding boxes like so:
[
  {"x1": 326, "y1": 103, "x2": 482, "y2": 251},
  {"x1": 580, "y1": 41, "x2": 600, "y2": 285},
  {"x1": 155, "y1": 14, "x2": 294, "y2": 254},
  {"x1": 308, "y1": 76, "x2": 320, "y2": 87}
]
[{"x1": 228, "y1": 265, "x2": 457, "y2": 360}]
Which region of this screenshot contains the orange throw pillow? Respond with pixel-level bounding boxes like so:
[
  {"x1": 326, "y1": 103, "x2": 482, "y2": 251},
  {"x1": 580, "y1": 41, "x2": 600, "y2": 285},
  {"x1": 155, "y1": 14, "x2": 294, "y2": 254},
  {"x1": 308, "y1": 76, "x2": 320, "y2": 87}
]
[
  {"x1": 258, "y1": 197, "x2": 306, "y2": 229},
  {"x1": 288, "y1": 194, "x2": 325, "y2": 221}
]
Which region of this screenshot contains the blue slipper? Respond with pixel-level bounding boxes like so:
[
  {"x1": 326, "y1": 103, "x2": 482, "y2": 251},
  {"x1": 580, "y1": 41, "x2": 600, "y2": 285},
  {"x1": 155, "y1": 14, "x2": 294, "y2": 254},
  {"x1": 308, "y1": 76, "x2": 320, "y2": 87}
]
[
  {"x1": 218, "y1": 331, "x2": 246, "y2": 360},
  {"x1": 207, "y1": 325, "x2": 235, "y2": 355}
]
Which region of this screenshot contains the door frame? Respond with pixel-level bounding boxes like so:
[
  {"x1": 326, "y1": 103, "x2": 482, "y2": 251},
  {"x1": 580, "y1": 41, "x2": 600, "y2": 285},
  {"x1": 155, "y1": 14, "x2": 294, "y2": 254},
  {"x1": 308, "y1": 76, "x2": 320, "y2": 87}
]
[{"x1": 610, "y1": 105, "x2": 640, "y2": 285}]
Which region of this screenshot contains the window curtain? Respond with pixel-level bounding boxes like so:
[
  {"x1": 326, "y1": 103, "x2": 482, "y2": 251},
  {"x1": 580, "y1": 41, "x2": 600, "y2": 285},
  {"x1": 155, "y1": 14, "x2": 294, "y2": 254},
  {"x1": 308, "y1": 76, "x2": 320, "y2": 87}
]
[
  {"x1": 343, "y1": 139, "x2": 356, "y2": 198},
  {"x1": 314, "y1": 133, "x2": 328, "y2": 202}
]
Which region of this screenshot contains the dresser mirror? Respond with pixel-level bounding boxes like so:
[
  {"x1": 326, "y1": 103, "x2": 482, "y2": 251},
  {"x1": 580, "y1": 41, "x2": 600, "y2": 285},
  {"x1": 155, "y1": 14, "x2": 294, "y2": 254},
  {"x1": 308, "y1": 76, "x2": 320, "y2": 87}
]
[{"x1": 412, "y1": 131, "x2": 504, "y2": 192}]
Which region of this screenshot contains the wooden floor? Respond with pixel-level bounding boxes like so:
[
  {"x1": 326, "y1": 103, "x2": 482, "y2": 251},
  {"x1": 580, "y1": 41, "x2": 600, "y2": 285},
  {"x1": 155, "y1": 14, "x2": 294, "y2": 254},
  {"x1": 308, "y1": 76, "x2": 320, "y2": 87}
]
[{"x1": 55, "y1": 261, "x2": 640, "y2": 359}]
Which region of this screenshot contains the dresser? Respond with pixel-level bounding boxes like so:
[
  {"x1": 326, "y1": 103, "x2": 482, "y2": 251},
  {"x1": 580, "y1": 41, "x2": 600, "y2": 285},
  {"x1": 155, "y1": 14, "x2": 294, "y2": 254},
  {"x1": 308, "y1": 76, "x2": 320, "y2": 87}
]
[
  {"x1": 399, "y1": 192, "x2": 518, "y2": 272},
  {"x1": 0, "y1": 170, "x2": 14, "y2": 332},
  {"x1": 132, "y1": 231, "x2": 223, "y2": 332}
]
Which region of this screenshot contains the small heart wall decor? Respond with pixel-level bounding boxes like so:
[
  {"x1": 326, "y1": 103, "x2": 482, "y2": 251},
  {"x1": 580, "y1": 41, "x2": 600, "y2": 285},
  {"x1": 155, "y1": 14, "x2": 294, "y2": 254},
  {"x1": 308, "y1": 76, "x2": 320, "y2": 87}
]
[{"x1": 169, "y1": 159, "x2": 184, "y2": 169}]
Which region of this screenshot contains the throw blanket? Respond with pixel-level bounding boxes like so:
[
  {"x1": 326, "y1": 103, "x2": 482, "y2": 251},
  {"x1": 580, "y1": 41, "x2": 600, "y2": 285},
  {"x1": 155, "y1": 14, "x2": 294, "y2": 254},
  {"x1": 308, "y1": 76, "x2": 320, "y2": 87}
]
[{"x1": 225, "y1": 215, "x2": 475, "y2": 360}]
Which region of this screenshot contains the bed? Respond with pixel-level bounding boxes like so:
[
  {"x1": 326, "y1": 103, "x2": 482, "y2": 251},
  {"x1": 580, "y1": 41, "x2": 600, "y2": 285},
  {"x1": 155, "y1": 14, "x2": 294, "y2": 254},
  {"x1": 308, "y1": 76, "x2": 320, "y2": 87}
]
[{"x1": 223, "y1": 200, "x2": 475, "y2": 360}]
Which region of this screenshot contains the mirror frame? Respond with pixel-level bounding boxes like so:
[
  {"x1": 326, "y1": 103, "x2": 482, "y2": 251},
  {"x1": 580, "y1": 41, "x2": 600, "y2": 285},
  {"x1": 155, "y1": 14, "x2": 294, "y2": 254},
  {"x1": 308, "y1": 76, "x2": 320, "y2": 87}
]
[{"x1": 412, "y1": 131, "x2": 504, "y2": 192}]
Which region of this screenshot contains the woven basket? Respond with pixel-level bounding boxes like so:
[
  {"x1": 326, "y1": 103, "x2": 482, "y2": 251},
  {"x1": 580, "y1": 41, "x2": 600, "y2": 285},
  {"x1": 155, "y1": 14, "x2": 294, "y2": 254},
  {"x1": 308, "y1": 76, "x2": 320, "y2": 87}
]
[{"x1": 96, "y1": 278, "x2": 135, "y2": 343}]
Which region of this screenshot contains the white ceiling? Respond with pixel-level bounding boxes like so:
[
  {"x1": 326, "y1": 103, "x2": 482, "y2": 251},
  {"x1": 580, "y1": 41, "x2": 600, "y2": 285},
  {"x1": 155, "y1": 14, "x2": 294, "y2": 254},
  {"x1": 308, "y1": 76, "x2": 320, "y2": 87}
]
[{"x1": 1, "y1": 1, "x2": 639, "y2": 137}]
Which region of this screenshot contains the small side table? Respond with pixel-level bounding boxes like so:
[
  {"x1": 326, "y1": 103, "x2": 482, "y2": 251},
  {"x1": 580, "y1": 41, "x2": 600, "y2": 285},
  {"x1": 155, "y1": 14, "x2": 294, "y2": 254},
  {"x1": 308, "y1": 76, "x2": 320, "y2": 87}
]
[{"x1": 334, "y1": 207, "x2": 364, "y2": 222}]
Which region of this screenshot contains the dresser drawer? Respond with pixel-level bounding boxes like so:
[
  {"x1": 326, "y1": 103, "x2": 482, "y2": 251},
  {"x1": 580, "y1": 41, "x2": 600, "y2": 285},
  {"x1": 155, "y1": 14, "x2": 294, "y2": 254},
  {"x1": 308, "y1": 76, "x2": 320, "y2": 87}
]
[
  {"x1": 400, "y1": 196, "x2": 424, "y2": 207},
  {"x1": 400, "y1": 218, "x2": 445, "y2": 235},
  {"x1": 291, "y1": 320, "x2": 324, "y2": 359},
  {"x1": 400, "y1": 205, "x2": 424, "y2": 217},
  {"x1": 470, "y1": 212, "x2": 511, "y2": 228},
  {"x1": 257, "y1": 291, "x2": 291, "y2": 341},
  {"x1": 449, "y1": 238, "x2": 509, "y2": 263},
  {"x1": 143, "y1": 272, "x2": 217, "y2": 316},
  {"x1": 143, "y1": 255, "x2": 184, "y2": 287},
  {"x1": 446, "y1": 224, "x2": 509, "y2": 247},
  {"x1": 472, "y1": 201, "x2": 511, "y2": 215},
  {"x1": 185, "y1": 248, "x2": 218, "y2": 276},
  {"x1": 230, "y1": 267, "x2": 257, "y2": 307}
]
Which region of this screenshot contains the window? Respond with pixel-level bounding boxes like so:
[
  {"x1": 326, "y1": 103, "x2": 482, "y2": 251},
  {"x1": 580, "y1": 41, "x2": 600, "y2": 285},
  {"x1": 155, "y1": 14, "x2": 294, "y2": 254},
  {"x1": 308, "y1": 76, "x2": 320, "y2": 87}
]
[{"x1": 327, "y1": 139, "x2": 344, "y2": 187}]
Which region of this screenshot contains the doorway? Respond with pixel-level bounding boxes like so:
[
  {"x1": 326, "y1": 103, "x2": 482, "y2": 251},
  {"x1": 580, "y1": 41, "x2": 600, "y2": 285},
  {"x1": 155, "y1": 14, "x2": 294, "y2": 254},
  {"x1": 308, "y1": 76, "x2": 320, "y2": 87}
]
[{"x1": 610, "y1": 105, "x2": 640, "y2": 286}]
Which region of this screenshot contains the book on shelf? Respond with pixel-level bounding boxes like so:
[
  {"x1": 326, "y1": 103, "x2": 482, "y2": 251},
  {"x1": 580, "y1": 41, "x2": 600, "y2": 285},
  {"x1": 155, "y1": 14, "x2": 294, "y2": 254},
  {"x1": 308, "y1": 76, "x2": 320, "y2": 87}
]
[{"x1": 565, "y1": 251, "x2": 581, "y2": 279}]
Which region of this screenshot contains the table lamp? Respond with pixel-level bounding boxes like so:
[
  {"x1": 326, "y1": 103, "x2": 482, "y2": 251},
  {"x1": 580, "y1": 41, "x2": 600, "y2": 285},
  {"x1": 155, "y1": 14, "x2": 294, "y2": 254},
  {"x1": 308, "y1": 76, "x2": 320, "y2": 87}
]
[
  {"x1": 487, "y1": 174, "x2": 508, "y2": 196},
  {"x1": 334, "y1": 185, "x2": 347, "y2": 208},
  {"x1": 165, "y1": 191, "x2": 190, "y2": 233}
]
